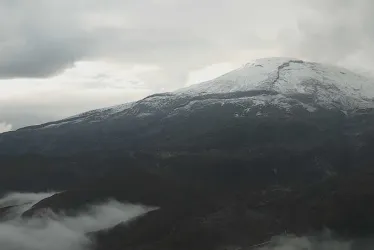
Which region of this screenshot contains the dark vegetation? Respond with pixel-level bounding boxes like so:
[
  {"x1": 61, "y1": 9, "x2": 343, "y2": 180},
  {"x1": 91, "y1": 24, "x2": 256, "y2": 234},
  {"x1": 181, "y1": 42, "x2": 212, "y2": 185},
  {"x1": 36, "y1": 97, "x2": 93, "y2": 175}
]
[
  {"x1": 1, "y1": 103, "x2": 374, "y2": 249},
  {"x1": 1, "y1": 132, "x2": 374, "y2": 249}
]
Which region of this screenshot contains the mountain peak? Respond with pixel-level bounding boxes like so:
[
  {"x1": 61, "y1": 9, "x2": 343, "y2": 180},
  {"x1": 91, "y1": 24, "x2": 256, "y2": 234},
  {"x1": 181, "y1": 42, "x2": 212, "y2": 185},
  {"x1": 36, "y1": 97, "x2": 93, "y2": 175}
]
[
  {"x1": 246, "y1": 56, "x2": 303, "y2": 66},
  {"x1": 177, "y1": 57, "x2": 374, "y2": 110},
  {"x1": 14, "y1": 57, "x2": 374, "y2": 133}
]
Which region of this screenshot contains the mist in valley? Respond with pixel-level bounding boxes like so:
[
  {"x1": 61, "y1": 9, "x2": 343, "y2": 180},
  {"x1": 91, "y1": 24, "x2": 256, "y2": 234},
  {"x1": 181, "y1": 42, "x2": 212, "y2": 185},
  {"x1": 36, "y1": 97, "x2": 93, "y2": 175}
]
[{"x1": 0, "y1": 192, "x2": 153, "y2": 250}]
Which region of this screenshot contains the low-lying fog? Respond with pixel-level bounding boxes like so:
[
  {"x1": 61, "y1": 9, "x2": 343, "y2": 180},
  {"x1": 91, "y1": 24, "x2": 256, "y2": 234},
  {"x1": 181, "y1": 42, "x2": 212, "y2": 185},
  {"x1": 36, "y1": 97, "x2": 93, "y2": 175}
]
[
  {"x1": 0, "y1": 192, "x2": 154, "y2": 250},
  {"x1": 1, "y1": 192, "x2": 373, "y2": 250}
]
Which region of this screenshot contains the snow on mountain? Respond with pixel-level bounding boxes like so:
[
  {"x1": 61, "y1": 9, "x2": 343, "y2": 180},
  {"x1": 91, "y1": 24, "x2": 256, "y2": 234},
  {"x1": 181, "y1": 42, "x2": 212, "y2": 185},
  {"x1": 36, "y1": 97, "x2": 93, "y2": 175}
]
[
  {"x1": 178, "y1": 57, "x2": 374, "y2": 109},
  {"x1": 67, "y1": 102, "x2": 136, "y2": 121},
  {"x1": 34, "y1": 57, "x2": 374, "y2": 130},
  {"x1": 37, "y1": 102, "x2": 137, "y2": 129}
]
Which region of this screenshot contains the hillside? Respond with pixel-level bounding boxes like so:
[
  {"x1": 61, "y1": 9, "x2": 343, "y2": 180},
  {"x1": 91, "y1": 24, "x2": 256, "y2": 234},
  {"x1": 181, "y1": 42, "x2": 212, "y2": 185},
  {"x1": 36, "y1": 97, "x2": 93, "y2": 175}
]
[{"x1": 2, "y1": 57, "x2": 374, "y2": 249}]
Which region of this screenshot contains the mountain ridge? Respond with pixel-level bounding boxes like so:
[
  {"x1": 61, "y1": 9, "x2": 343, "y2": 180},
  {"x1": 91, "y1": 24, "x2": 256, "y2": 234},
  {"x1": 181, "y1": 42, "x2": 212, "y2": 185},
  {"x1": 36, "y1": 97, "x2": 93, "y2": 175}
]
[
  {"x1": 10, "y1": 57, "x2": 374, "y2": 133},
  {"x1": 3, "y1": 58, "x2": 374, "y2": 250},
  {"x1": 1, "y1": 57, "x2": 374, "y2": 155}
]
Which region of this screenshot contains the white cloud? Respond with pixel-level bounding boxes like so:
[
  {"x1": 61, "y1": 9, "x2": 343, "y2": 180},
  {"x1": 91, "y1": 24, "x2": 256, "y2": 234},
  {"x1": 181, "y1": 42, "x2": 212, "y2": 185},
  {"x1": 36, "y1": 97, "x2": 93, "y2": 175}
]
[
  {"x1": 0, "y1": 192, "x2": 155, "y2": 250},
  {"x1": 0, "y1": 192, "x2": 55, "y2": 207},
  {"x1": 0, "y1": 122, "x2": 12, "y2": 133}
]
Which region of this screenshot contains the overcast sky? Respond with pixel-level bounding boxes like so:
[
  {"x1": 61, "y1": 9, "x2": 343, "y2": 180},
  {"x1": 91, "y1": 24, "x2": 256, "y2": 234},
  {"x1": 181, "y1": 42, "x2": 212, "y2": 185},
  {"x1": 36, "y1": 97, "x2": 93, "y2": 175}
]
[{"x1": 1, "y1": 0, "x2": 373, "y2": 131}]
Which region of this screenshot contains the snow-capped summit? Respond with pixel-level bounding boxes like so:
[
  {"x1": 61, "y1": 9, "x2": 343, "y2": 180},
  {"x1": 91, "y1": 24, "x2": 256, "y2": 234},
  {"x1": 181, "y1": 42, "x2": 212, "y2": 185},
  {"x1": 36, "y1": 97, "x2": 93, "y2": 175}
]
[
  {"x1": 18, "y1": 57, "x2": 374, "y2": 130},
  {"x1": 3, "y1": 57, "x2": 374, "y2": 155},
  {"x1": 178, "y1": 57, "x2": 374, "y2": 110}
]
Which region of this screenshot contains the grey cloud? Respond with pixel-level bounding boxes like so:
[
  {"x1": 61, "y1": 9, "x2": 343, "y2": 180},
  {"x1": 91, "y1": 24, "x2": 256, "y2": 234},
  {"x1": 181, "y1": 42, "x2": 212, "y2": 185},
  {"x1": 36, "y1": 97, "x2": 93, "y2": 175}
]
[
  {"x1": 283, "y1": 0, "x2": 374, "y2": 69},
  {"x1": 0, "y1": 39, "x2": 83, "y2": 78},
  {"x1": 2, "y1": 0, "x2": 373, "y2": 81},
  {"x1": 0, "y1": 0, "x2": 288, "y2": 80}
]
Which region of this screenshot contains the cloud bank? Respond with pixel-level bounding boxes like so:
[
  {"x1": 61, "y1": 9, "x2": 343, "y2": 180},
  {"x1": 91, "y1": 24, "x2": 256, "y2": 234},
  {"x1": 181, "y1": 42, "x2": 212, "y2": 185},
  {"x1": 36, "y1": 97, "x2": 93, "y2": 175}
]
[
  {"x1": 2, "y1": 193, "x2": 374, "y2": 250},
  {"x1": 1, "y1": 0, "x2": 374, "y2": 128},
  {"x1": 0, "y1": 192, "x2": 154, "y2": 250},
  {"x1": 0, "y1": 0, "x2": 293, "y2": 79},
  {"x1": 2, "y1": 0, "x2": 372, "y2": 80}
]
